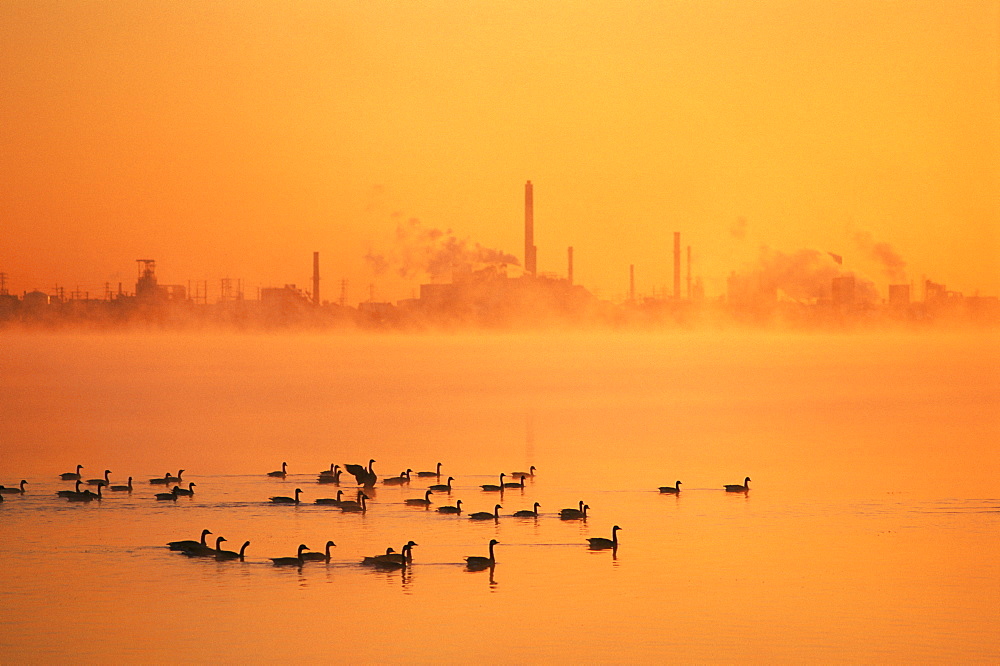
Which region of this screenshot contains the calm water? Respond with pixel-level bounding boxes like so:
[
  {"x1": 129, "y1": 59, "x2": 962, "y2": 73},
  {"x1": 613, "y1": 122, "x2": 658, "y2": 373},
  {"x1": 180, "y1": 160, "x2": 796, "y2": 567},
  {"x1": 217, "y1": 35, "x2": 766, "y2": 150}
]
[{"x1": 1, "y1": 331, "x2": 998, "y2": 663}]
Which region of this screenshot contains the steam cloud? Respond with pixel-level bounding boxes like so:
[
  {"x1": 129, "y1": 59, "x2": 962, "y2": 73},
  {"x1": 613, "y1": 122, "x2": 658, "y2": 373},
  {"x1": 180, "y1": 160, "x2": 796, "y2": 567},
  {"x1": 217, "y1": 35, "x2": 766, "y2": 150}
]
[
  {"x1": 366, "y1": 216, "x2": 520, "y2": 280},
  {"x1": 753, "y1": 246, "x2": 842, "y2": 301},
  {"x1": 854, "y1": 231, "x2": 907, "y2": 281}
]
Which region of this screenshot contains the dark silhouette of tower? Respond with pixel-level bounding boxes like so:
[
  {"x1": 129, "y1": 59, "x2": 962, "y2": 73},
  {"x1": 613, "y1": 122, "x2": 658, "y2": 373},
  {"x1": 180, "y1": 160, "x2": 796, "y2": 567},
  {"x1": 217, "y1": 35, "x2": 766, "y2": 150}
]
[
  {"x1": 525, "y1": 181, "x2": 537, "y2": 276},
  {"x1": 673, "y1": 232, "x2": 681, "y2": 299},
  {"x1": 312, "y1": 252, "x2": 320, "y2": 306},
  {"x1": 567, "y1": 247, "x2": 574, "y2": 286}
]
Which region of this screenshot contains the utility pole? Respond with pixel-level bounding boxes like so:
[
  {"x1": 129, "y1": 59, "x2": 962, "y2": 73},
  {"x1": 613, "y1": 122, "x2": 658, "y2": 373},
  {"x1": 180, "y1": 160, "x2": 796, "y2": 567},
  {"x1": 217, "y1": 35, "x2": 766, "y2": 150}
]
[
  {"x1": 339, "y1": 279, "x2": 348, "y2": 307},
  {"x1": 0, "y1": 272, "x2": 7, "y2": 296}
]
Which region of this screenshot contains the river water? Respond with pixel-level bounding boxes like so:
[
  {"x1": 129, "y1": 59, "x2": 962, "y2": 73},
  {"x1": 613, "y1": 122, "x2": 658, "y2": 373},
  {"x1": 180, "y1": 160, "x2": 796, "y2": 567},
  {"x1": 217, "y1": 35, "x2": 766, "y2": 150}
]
[{"x1": 1, "y1": 330, "x2": 997, "y2": 663}]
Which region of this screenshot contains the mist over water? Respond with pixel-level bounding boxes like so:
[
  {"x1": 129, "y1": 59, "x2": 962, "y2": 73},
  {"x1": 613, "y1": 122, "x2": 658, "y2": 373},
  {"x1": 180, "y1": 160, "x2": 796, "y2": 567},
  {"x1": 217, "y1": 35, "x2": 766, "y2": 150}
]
[{"x1": 1, "y1": 330, "x2": 997, "y2": 661}]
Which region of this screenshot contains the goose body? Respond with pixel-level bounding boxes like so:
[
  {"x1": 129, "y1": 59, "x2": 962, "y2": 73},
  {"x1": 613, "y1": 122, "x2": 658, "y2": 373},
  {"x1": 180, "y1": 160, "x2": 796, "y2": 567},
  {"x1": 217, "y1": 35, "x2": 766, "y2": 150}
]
[
  {"x1": 437, "y1": 499, "x2": 463, "y2": 514},
  {"x1": 469, "y1": 504, "x2": 502, "y2": 521},
  {"x1": 86, "y1": 470, "x2": 111, "y2": 487},
  {"x1": 340, "y1": 493, "x2": 368, "y2": 512},
  {"x1": 502, "y1": 475, "x2": 526, "y2": 489},
  {"x1": 315, "y1": 490, "x2": 345, "y2": 506},
  {"x1": 362, "y1": 547, "x2": 397, "y2": 565},
  {"x1": 317, "y1": 464, "x2": 341, "y2": 484},
  {"x1": 109, "y1": 477, "x2": 133, "y2": 492},
  {"x1": 560, "y1": 502, "x2": 589, "y2": 520},
  {"x1": 405, "y1": 489, "x2": 433, "y2": 506},
  {"x1": 168, "y1": 529, "x2": 212, "y2": 551},
  {"x1": 183, "y1": 536, "x2": 227, "y2": 558},
  {"x1": 587, "y1": 525, "x2": 621, "y2": 550},
  {"x1": 416, "y1": 462, "x2": 442, "y2": 478},
  {"x1": 149, "y1": 472, "x2": 171, "y2": 485},
  {"x1": 383, "y1": 469, "x2": 412, "y2": 485},
  {"x1": 165, "y1": 469, "x2": 184, "y2": 483},
  {"x1": 301, "y1": 540, "x2": 337, "y2": 562},
  {"x1": 172, "y1": 482, "x2": 196, "y2": 496},
  {"x1": 724, "y1": 477, "x2": 751, "y2": 492},
  {"x1": 271, "y1": 543, "x2": 309, "y2": 566},
  {"x1": 0, "y1": 480, "x2": 27, "y2": 494},
  {"x1": 267, "y1": 462, "x2": 288, "y2": 478},
  {"x1": 512, "y1": 502, "x2": 541, "y2": 518},
  {"x1": 57, "y1": 480, "x2": 83, "y2": 498},
  {"x1": 363, "y1": 541, "x2": 416, "y2": 566},
  {"x1": 466, "y1": 539, "x2": 498, "y2": 569},
  {"x1": 216, "y1": 541, "x2": 250, "y2": 561},
  {"x1": 428, "y1": 476, "x2": 454, "y2": 492},
  {"x1": 511, "y1": 465, "x2": 536, "y2": 477},
  {"x1": 659, "y1": 481, "x2": 682, "y2": 494},
  {"x1": 481, "y1": 473, "x2": 506, "y2": 492},
  {"x1": 344, "y1": 459, "x2": 377, "y2": 487},
  {"x1": 69, "y1": 485, "x2": 102, "y2": 502},
  {"x1": 155, "y1": 487, "x2": 179, "y2": 501},
  {"x1": 269, "y1": 488, "x2": 303, "y2": 504},
  {"x1": 60, "y1": 465, "x2": 83, "y2": 481}
]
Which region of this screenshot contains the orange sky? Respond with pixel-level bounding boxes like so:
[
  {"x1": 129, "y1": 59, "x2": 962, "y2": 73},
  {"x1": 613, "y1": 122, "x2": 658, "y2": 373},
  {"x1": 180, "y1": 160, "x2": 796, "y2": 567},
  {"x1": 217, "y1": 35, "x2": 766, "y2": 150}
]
[{"x1": 2, "y1": 1, "x2": 997, "y2": 303}]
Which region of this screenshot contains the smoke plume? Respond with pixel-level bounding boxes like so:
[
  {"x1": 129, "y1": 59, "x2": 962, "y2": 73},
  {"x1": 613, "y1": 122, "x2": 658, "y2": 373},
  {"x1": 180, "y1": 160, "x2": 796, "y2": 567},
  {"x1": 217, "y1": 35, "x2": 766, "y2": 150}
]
[
  {"x1": 854, "y1": 231, "x2": 907, "y2": 282},
  {"x1": 366, "y1": 216, "x2": 520, "y2": 280},
  {"x1": 748, "y1": 246, "x2": 842, "y2": 301}
]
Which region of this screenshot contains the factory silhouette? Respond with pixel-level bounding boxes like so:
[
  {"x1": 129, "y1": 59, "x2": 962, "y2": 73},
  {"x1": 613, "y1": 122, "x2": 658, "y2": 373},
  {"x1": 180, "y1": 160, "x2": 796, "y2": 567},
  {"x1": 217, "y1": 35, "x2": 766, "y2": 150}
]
[{"x1": 1, "y1": 181, "x2": 996, "y2": 329}]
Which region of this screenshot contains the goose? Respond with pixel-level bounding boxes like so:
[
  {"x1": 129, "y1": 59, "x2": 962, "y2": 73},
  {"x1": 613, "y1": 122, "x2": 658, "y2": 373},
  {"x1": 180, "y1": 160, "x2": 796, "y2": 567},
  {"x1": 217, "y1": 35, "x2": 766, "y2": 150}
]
[
  {"x1": 57, "y1": 480, "x2": 83, "y2": 498},
  {"x1": 383, "y1": 469, "x2": 412, "y2": 486},
  {"x1": 416, "y1": 462, "x2": 442, "y2": 478},
  {"x1": 363, "y1": 541, "x2": 417, "y2": 566},
  {"x1": 60, "y1": 464, "x2": 83, "y2": 481},
  {"x1": 183, "y1": 536, "x2": 227, "y2": 558},
  {"x1": 503, "y1": 475, "x2": 526, "y2": 489},
  {"x1": 405, "y1": 489, "x2": 433, "y2": 506},
  {"x1": 480, "y1": 473, "x2": 506, "y2": 492},
  {"x1": 437, "y1": 499, "x2": 463, "y2": 514},
  {"x1": 362, "y1": 547, "x2": 397, "y2": 565},
  {"x1": 315, "y1": 490, "x2": 345, "y2": 506},
  {"x1": 301, "y1": 540, "x2": 337, "y2": 562},
  {"x1": 168, "y1": 529, "x2": 212, "y2": 551},
  {"x1": 512, "y1": 502, "x2": 541, "y2": 518},
  {"x1": 587, "y1": 525, "x2": 621, "y2": 550},
  {"x1": 317, "y1": 464, "x2": 341, "y2": 484},
  {"x1": 344, "y1": 459, "x2": 377, "y2": 487},
  {"x1": 267, "y1": 462, "x2": 288, "y2": 478},
  {"x1": 429, "y1": 476, "x2": 454, "y2": 492},
  {"x1": 155, "y1": 487, "x2": 179, "y2": 501},
  {"x1": 340, "y1": 493, "x2": 368, "y2": 513},
  {"x1": 560, "y1": 501, "x2": 589, "y2": 520},
  {"x1": 149, "y1": 472, "x2": 172, "y2": 485},
  {"x1": 466, "y1": 539, "x2": 499, "y2": 569},
  {"x1": 0, "y1": 480, "x2": 27, "y2": 494},
  {"x1": 216, "y1": 540, "x2": 250, "y2": 562},
  {"x1": 165, "y1": 469, "x2": 185, "y2": 483},
  {"x1": 269, "y1": 488, "x2": 303, "y2": 504},
  {"x1": 70, "y1": 485, "x2": 102, "y2": 502},
  {"x1": 86, "y1": 470, "x2": 111, "y2": 487},
  {"x1": 511, "y1": 465, "x2": 536, "y2": 478},
  {"x1": 109, "y1": 477, "x2": 133, "y2": 492},
  {"x1": 724, "y1": 477, "x2": 751, "y2": 492},
  {"x1": 659, "y1": 481, "x2": 681, "y2": 494},
  {"x1": 172, "y1": 482, "x2": 196, "y2": 496},
  {"x1": 469, "y1": 504, "x2": 502, "y2": 521},
  {"x1": 271, "y1": 544, "x2": 309, "y2": 566}
]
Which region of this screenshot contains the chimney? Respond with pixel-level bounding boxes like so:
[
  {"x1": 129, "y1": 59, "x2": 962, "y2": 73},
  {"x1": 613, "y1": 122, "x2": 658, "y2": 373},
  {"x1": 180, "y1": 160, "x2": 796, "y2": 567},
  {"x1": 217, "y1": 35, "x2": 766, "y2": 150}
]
[
  {"x1": 567, "y1": 246, "x2": 574, "y2": 286},
  {"x1": 525, "y1": 181, "x2": 536, "y2": 276},
  {"x1": 673, "y1": 232, "x2": 681, "y2": 299},
  {"x1": 312, "y1": 251, "x2": 320, "y2": 306}
]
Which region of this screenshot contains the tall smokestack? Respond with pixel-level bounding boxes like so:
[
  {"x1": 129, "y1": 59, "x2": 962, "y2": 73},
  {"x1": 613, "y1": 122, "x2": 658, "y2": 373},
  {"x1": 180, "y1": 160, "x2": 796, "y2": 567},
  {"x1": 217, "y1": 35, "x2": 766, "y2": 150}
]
[
  {"x1": 525, "y1": 181, "x2": 536, "y2": 276},
  {"x1": 312, "y1": 251, "x2": 320, "y2": 306},
  {"x1": 567, "y1": 246, "x2": 574, "y2": 286},
  {"x1": 686, "y1": 245, "x2": 691, "y2": 300},
  {"x1": 673, "y1": 232, "x2": 681, "y2": 299},
  {"x1": 629, "y1": 264, "x2": 635, "y2": 302}
]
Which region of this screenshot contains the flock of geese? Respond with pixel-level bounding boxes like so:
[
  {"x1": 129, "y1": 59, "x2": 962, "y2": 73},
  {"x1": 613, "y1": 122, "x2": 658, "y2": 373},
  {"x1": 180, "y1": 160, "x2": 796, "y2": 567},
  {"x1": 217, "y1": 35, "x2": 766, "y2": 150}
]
[{"x1": 4, "y1": 462, "x2": 751, "y2": 570}]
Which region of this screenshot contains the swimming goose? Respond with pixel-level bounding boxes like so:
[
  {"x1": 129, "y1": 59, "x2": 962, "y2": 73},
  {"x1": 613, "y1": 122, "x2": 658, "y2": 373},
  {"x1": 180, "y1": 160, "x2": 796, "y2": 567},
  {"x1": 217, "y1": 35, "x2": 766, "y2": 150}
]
[
  {"x1": 340, "y1": 493, "x2": 369, "y2": 513},
  {"x1": 315, "y1": 490, "x2": 345, "y2": 505},
  {"x1": 469, "y1": 504, "x2": 502, "y2": 521},
  {"x1": 344, "y1": 459, "x2": 378, "y2": 487},
  {"x1": 0, "y1": 480, "x2": 27, "y2": 494},
  {"x1": 168, "y1": 529, "x2": 212, "y2": 551},
  {"x1": 511, "y1": 465, "x2": 536, "y2": 477},
  {"x1": 362, "y1": 547, "x2": 397, "y2": 565},
  {"x1": 429, "y1": 476, "x2": 454, "y2": 492},
  {"x1": 267, "y1": 462, "x2": 288, "y2": 478},
  {"x1": 60, "y1": 464, "x2": 83, "y2": 481},
  {"x1": 86, "y1": 470, "x2": 111, "y2": 487},
  {"x1": 363, "y1": 541, "x2": 417, "y2": 566},
  {"x1": 172, "y1": 482, "x2": 196, "y2": 496},
  {"x1": 559, "y1": 502, "x2": 589, "y2": 520},
  {"x1": 502, "y1": 475, "x2": 526, "y2": 489},
  {"x1": 109, "y1": 477, "x2": 133, "y2": 492},
  {"x1": 405, "y1": 489, "x2": 433, "y2": 506},
  {"x1": 57, "y1": 480, "x2": 83, "y2": 498},
  {"x1": 724, "y1": 477, "x2": 751, "y2": 492},
  {"x1": 480, "y1": 473, "x2": 506, "y2": 492},
  {"x1": 317, "y1": 464, "x2": 341, "y2": 484},
  {"x1": 70, "y1": 485, "x2": 102, "y2": 502},
  {"x1": 512, "y1": 502, "x2": 541, "y2": 518},
  {"x1": 383, "y1": 469, "x2": 412, "y2": 485},
  {"x1": 269, "y1": 488, "x2": 303, "y2": 504},
  {"x1": 149, "y1": 472, "x2": 172, "y2": 485},
  {"x1": 437, "y1": 499, "x2": 463, "y2": 514},
  {"x1": 587, "y1": 525, "x2": 621, "y2": 550},
  {"x1": 659, "y1": 481, "x2": 681, "y2": 494},
  {"x1": 183, "y1": 536, "x2": 227, "y2": 558},
  {"x1": 416, "y1": 462, "x2": 442, "y2": 478},
  {"x1": 301, "y1": 540, "x2": 337, "y2": 562},
  {"x1": 216, "y1": 541, "x2": 250, "y2": 561},
  {"x1": 155, "y1": 487, "x2": 179, "y2": 501},
  {"x1": 271, "y1": 544, "x2": 309, "y2": 566},
  {"x1": 165, "y1": 470, "x2": 184, "y2": 483},
  {"x1": 466, "y1": 539, "x2": 499, "y2": 569}
]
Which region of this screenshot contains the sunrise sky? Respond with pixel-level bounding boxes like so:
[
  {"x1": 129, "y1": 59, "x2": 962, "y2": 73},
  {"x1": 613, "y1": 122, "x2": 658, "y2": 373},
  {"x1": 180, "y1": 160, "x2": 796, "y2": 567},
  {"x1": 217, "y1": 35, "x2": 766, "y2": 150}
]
[{"x1": 2, "y1": 1, "x2": 997, "y2": 303}]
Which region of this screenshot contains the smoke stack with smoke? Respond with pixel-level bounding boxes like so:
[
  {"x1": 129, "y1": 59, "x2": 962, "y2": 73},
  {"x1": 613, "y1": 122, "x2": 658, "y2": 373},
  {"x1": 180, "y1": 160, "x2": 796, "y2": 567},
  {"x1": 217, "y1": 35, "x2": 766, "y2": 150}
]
[{"x1": 743, "y1": 246, "x2": 842, "y2": 302}]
